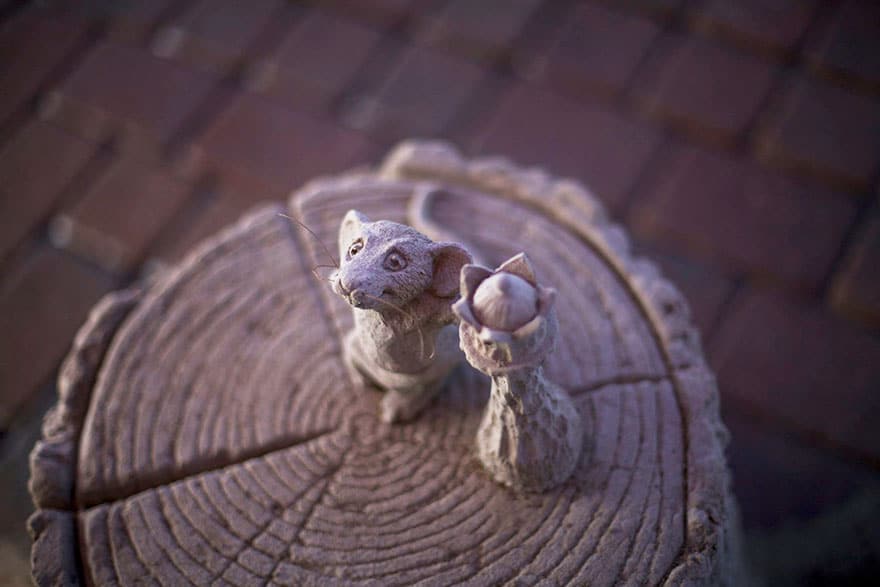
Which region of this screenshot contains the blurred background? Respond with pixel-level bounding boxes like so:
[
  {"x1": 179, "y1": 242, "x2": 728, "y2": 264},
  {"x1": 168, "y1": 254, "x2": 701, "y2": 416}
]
[{"x1": 0, "y1": 0, "x2": 878, "y2": 584}]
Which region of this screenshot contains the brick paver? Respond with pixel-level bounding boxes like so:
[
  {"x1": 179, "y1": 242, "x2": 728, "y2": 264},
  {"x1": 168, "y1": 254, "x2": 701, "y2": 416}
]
[
  {"x1": 2, "y1": 1, "x2": 880, "y2": 583},
  {"x1": 831, "y1": 211, "x2": 880, "y2": 329},
  {"x1": 343, "y1": 44, "x2": 487, "y2": 140},
  {"x1": 521, "y1": 2, "x2": 660, "y2": 98},
  {"x1": 474, "y1": 83, "x2": 661, "y2": 212},
  {"x1": 246, "y1": 9, "x2": 382, "y2": 113},
  {"x1": 150, "y1": 190, "x2": 253, "y2": 265},
  {"x1": 150, "y1": 174, "x2": 295, "y2": 266},
  {"x1": 44, "y1": 40, "x2": 217, "y2": 148},
  {"x1": 711, "y1": 287, "x2": 880, "y2": 461},
  {"x1": 0, "y1": 10, "x2": 88, "y2": 128},
  {"x1": 412, "y1": 0, "x2": 542, "y2": 62},
  {"x1": 318, "y1": 0, "x2": 428, "y2": 29},
  {"x1": 0, "y1": 245, "x2": 113, "y2": 431},
  {"x1": 630, "y1": 142, "x2": 856, "y2": 292},
  {"x1": 52, "y1": 154, "x2": 195, "y2": 273},
  {"x1": 724, "y1": 402, "x2": 880, "y2": 530},
  {"x1": 41, "y1": 0, "x2": 177, "y2": 44},
  {"x1": 757, "y1": 74, "x2": 880, "y2": 192},
  {"x1": 151, "y1": 0, "x2": 285, "y2": 74},
  {"x1": 608, "y1": 0, "x2": 685, "y2": 19},
  {"x1": 632, "y1": 34, "x2": 777, "y2": 143},
  {"x1": 689, "y1": 0, "x2": 818, "y2": 56},
  {"x1": 0, "y1": 121, "x2": 96, "y2": 261},
  {"x1": 805, "y1": 0, "x2": 880, "y2": 90},
  {"x1": 194, "y1": 93, "x2": 374, "y2": 194}
]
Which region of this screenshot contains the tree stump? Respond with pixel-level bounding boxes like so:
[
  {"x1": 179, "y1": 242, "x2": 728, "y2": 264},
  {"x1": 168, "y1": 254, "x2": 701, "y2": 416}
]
[{"x1": 29, "y1": 142, "x2": 744, "y2": 585}]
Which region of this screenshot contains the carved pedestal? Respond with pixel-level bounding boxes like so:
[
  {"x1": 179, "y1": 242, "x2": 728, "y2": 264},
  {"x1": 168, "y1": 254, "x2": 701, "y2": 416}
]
[{"x1": 30, "y1": 142, "x2": 744, "y2": 585}]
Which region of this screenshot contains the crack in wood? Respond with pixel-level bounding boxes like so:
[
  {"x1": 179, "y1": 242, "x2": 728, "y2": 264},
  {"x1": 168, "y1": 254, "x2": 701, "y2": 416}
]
[
  {"x1": 510, "y1": 485, "x2": 577, "y2": 583},
  {"x1": 555, "y1": 389, "x2": 629, "y2": 583},
  {"x1": 616, "y1": 389, "x2": 657, "y2": 582},
  {"x1": 646, "y1": 386, "x2": 670, "y2": 583},
  {"x1": 77, "y1": 427, "x2": 337, "y2": 511},
  {"x1": 265, "y1": 456, "x2": 346, "y2": 585},
  {"x1": 568, "y1": 373, "x2": 670, "y2": 396},
  {"x1": 209, "y1": 472, "x2": 332, "y2": 585}
]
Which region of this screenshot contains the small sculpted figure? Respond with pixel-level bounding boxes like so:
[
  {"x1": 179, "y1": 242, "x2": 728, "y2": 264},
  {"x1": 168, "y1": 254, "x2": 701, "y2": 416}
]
[
  {"x1": 454, "y1": 253, "x2": 583, "y2": 492},
  {"x1": 331, "y1": 210, "x2": 472, "y2": 423}
]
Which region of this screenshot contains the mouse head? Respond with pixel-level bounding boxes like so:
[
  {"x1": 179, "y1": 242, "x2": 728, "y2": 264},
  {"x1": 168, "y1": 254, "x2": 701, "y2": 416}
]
[{"x1": 331, "y1": 210, "x2": 471, "y2": 312}]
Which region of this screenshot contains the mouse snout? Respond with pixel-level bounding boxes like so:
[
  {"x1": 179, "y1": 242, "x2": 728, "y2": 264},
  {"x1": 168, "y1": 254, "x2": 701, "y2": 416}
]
[
  {"x1": 349, "y1": 289, "x2": 365, "y2": 306},
  {"x1": 333, "y1": 270, "x2": 355, "y2": 295},
  {"x1": 333, "y1": 273, "x2": 366, "y2": 307}
]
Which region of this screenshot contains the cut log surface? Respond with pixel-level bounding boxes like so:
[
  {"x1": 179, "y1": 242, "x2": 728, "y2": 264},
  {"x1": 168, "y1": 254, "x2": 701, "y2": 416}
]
[{"x1": 30, "y1": 142, "x2": 742, "y2": 586}]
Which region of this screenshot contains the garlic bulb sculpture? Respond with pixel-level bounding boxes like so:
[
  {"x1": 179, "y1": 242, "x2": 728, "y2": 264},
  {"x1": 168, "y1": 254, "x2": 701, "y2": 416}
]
[{"x1": 453, "y1": 253, "x2": 583, "y2": 492}]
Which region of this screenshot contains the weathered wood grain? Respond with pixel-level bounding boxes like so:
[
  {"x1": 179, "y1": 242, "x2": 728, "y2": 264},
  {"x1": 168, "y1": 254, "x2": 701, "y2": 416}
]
[
  {"x1": 31, "y1": 141, "x2": 740, "y2": 585},
  {"x1": 75, "y1": 208, "x2": 348, "y2": 507}
]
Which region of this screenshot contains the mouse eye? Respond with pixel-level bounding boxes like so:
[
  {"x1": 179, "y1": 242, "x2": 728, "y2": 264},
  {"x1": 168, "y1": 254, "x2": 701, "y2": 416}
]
[
  {"x1": 347, "y1": 240, "x2": 363, "y2": 258},
  {"x1": 383, "y1": 251, "x2": 407, "y2": 272}
]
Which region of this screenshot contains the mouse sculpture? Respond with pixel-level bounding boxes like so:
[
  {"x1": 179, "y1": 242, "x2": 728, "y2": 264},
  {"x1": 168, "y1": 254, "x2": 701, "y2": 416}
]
[{"x1": 331, "y1": 210, "x2": 472, "y2": 423}]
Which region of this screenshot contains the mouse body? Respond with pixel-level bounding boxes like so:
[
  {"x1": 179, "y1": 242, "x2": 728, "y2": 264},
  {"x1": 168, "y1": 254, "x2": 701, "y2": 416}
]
[{"x1": 331, "y1": 210, "x2": 472, "y2": 423}]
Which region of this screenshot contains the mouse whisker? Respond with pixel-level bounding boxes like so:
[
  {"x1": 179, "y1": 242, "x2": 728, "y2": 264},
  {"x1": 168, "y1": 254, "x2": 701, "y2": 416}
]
[
  {"x1": 311, "y1": 264, "x2": 338, "y2": 278},
  {"x1": 278, "y1": 212, "x2": 339, "y2": 268},
  {"x1": 309, "y1": 268, "x2": 336, "y2": 287}
]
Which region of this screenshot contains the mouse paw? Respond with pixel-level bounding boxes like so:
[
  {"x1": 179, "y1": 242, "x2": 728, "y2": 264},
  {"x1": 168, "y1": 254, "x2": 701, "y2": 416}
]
[
  {"x1": 344, "y1": 358, "x2": 370, "y2": 389},
  {"x1": 380, "y1": 389, "x2": 437, "y2": 424}
]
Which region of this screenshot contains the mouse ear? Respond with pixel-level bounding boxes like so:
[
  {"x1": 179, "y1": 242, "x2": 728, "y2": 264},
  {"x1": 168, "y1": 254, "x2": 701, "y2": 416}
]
[
  {"x1": 430, "y1": 242, "x2": 473, "y2": 298},
  {"x1": 338, "y1": 210, "x2": 370, "y2": 258}
]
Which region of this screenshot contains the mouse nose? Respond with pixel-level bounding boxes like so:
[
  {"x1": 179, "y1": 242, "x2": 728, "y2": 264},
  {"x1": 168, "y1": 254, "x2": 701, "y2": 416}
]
[
  {"x1": 349, "y1": 289, "x2": 365, "y2": 305},
  {"x1": 336, "y1": 272, "x2": 357, "y2": 295}
]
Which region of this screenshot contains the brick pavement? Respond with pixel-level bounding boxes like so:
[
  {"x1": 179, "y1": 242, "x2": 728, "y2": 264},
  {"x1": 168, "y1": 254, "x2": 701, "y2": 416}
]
[{"x1": 1, "y1": 1, "x2": 878, "y2": 584}]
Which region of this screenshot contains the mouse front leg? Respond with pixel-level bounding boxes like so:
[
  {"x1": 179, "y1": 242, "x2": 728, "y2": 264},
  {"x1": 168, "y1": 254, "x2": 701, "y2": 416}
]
[
  {"x1": 345, "y1": 323, "x2": 461, "y2": 423},
  {"x1": 379, "y1": 323, "x2": 463, "y2": 422},
  {"x1": 380, "y1": 385, "x2": 442, "y2": 424},
  {"x1": 343, "y1": 328, "x2": 444, "y2": 423},
  {"x1": 342, "y1": 329, "x2": 374, "y2": 390}
]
